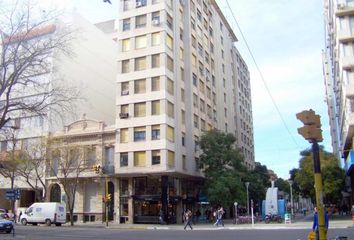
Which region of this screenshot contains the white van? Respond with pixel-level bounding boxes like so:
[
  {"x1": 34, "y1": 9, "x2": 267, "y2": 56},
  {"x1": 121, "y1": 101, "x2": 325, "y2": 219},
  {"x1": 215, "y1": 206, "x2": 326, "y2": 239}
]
[{"x1": 20, "y1": 202, "x2": 66, "y2": 226}]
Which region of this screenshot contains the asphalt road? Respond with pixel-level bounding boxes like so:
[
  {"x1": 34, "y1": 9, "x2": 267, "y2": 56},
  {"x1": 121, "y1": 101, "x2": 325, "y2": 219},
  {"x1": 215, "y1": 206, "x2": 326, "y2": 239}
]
[{"x1": 1, "y1": 226, "x2": 353, "y2": 240}]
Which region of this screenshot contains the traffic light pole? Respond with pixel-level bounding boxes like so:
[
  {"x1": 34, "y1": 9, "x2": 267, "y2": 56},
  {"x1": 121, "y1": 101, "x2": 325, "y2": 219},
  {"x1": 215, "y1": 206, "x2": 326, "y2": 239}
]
[
  {"x1": 312, "y1": 141, "x2": 327, "y2": 240},
  {"x1": 105, "y1": 176, "x2": 108, "y2": 227}
]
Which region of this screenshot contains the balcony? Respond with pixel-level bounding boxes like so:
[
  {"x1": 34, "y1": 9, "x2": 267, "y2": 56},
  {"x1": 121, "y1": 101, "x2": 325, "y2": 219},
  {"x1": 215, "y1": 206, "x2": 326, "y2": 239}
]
[
  {"x1": 338, "y1": 28, "x2": 354, "y2": 43},
  {"x1": 342, "y1": 56, "x2": 354, "y2": 70},
  {"x1": 335, "y1": 4, "x2": 354, "y2": 17}
]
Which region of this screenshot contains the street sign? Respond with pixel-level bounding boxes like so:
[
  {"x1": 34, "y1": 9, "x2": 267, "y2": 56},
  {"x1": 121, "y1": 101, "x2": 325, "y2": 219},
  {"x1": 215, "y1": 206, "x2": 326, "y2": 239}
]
[{"x1": 5, "y1": 190, "x2": 15, "y2": 200}]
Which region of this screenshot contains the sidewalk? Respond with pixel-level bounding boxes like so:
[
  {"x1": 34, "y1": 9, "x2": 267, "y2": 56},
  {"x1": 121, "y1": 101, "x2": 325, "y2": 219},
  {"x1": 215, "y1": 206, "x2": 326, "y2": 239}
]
[{"x1": 63, "y1": 215, "x2": 353, "y2": 230}]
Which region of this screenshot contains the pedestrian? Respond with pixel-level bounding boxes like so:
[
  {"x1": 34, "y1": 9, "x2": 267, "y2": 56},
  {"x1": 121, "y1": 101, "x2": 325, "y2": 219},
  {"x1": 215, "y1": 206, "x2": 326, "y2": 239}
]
[
  {"x1": 312, "y1": 207, "x2": 329, "y2": 240},
  {"x1": 214, "y1": 206, "x2": 225, "y2": 227},
  {"x1": 183, "y1": 209, "x2": 193, "y2": 230}
]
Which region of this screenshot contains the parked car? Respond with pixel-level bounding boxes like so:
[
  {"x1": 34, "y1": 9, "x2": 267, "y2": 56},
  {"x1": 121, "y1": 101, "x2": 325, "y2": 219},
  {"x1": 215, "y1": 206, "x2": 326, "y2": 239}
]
[
  {"x1": 20, "y1": 202, "x2": 66, "y2": 226},
  {"x1": 0, "y1": 215, "x2": 14, "y2": 234}
]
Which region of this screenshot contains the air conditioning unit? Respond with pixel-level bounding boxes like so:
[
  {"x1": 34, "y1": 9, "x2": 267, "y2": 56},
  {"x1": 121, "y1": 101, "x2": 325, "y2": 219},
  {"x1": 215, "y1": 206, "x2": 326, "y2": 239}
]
[
  {"x1": 119, "y1": 113, "x2": 129, "y2": 119},
  {"x1": 121, "y1": 90, "x2": 129, "y2": 95},
  {"x1": 152, "y1": 18, "x2": 160, "y2": 26},
  {"x1": 136, "y1": 1, "x2": 142, "y2": 7}
]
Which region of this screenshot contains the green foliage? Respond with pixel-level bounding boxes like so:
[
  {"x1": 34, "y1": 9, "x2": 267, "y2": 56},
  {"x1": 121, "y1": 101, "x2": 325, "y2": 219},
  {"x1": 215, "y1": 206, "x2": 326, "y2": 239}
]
[
  {"x1": 199, "y1": 130, "x2": 247, "y2": 207},
  {"x1": 293, "y1": 146, "x2": 345, "y2": 204}
]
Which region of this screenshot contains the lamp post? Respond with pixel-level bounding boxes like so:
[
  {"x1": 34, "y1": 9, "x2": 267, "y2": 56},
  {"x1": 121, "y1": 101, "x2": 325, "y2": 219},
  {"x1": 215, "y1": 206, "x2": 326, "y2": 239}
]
[
  {"x1": 288, "y1": 180, "x2": 294, "y2": 218},
  {"x1": 245, "y1": 182, "x2": 250, "y2": 216}
]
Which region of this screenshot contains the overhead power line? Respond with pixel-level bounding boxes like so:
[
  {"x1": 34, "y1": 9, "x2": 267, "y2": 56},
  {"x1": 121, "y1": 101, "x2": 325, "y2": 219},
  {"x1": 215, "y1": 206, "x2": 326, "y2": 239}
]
[{"x1": 224, "y1": 0, "x2": 300, "y2": 149}]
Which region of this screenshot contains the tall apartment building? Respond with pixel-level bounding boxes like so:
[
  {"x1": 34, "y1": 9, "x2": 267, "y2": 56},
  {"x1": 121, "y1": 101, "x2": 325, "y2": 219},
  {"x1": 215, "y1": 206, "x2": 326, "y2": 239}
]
[
  {"x1": 0, "y1": 13, "x2": 117, "y2": 209},
  {"x1": 115, "y1": 0, "x2": 254, "y2": 223},
  {"x1": 323, "y1": 0, "x2": 354, "y2": 205}
]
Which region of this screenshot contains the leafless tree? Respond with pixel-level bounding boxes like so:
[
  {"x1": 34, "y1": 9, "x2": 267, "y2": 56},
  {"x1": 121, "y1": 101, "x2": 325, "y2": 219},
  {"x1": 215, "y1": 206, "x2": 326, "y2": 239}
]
[
  {"x1": 47, "y1": 137, "x2": 87, "y2": 226},
  {"x1": 16, "y1": 138, "x2": 47, "y2": 202},
  {"x1": 0, "y1": 0, "x2": 80, "y2": 130}
]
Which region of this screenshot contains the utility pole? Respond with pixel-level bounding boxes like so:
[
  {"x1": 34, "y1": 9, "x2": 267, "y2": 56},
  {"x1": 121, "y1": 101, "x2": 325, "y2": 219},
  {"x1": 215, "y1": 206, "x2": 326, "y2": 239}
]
[
  {"x1": 296, "y1": 109, "x2": 326, "y2": 240},
  {"x1": 245, "y1": 182, "x2": 250, "y2": 216}
]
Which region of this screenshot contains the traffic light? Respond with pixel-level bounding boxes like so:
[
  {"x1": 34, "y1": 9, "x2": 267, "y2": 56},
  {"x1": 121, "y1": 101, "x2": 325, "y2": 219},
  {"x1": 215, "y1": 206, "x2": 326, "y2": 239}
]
[
  {"x1": 296, "y1": 109, "x2": 323, "y2": 142},
  {"x1": 92, "y1": 164, "x2": 101, "y2": 174},
  {"x1": 106, "y1": 193, "x2": 111, "y2": 202}
]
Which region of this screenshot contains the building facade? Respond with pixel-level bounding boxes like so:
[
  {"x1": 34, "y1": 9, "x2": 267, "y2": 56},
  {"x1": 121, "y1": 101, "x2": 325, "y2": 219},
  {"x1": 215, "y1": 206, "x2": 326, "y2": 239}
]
[
  {"x1": 323, "y1": 0, "x2": 354, "y2": 206},
  {"x1": 0, "y1": 13, "x2": 117, "y2": 210},
  {"x1": 115, "y1": 0, "x2": 254, "y2": 223}
]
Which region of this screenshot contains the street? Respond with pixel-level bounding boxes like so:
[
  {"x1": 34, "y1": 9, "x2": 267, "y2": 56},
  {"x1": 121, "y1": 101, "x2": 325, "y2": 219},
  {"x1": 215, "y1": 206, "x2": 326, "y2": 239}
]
[{"x1": 1, "y1": 225, "x2": 353, "y2": 240}]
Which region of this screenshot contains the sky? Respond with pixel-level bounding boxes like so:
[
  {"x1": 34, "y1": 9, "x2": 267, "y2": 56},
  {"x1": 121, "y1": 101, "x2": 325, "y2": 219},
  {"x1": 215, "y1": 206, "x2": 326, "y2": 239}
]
[{"x1": 40, "y1": 0, "x2": 330, "y2": 179}]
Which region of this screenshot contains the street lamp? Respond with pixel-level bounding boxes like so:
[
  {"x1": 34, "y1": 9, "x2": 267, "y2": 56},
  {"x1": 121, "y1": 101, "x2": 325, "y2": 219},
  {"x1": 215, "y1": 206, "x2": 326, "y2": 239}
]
[
  {"x1": 288, "y1": 180, "x2": 294, "y2": 218},
  {"x1": 245, "y1": 182, "x2": 250, "y2": 216}
]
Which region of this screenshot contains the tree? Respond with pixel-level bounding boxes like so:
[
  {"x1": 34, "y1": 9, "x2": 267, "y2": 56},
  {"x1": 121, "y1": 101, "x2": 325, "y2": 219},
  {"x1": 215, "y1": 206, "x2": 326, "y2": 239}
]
[
  {"x1": 0, "y1": 0, "x2": 79, "y2": 130},
  {"x1": 16, "y1": 138, "x2": 48, "y2": 201},
  {"x1": 294, "y1": 146, "x2": 345, "y2": 204},
  {"x1": 199, "y1": 130, "x2": 247, "y2": 207},
  {"x1": 47, "y1": 138, "x2": 87, "y2": 226}
]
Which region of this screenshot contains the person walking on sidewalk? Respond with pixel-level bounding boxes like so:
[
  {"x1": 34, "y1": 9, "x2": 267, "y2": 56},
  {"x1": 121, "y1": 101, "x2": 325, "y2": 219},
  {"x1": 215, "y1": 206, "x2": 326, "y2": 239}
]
[
  {"x1": 184, "y1": 209, "x2": 193, "y2": 230},
  {"x1": 312, "y1": 207, "x2": 329, "y2": 240},
  {"x1": 214, "y1": 206, "x2": 225, "y2": 227}
]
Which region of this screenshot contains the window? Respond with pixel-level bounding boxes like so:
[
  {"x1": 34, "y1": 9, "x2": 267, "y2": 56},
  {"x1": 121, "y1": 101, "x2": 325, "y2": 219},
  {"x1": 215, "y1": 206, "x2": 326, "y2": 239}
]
[
  {"x1": 120, "y1": 128, "x2": 128, "y2": 143},
  {"x1": 180, "y1": 68, "x2": 184, "y2": 81},
  {"x1": 121, "y1": 104, "x2": 129, "y2": 114},
  {"x1": 121, "y1": 82, "x2": 129, "y2": 95},
  {"x1": 167, "y1": 56, "x2": 174, "y2": 72},
  {"x1": 179, "y1": 48, "x2": 184, "y2": 60},
  {"x1": 152, "y1": 32, "x2": 161, "y2": 46},
  {"x1": 134, "y1": 102, "x2": 146, "y2": 117},
  {"x1": 167, "y1": 101, "x2": 174, "y2": 118},
  {"x1": 193, "y1": 74, "x2": 197, "y2": 86},
  {"x1": 193, "y1": 94, "x2": 198, "y2": 107},
  {"x1": 136, "y1": 0, "x2": 147, "y2": 7},
  {"x1": 152, "y1": 11, "x2": 160, "y2": 22},
  {"x1": 122, "y1": 38, "x2": 130, "y2": 52},
  {"x1": 166, "y1": 34, "x2": 173, "y2": 49},
  {"x1": 123, "y1": 0, "x2": 130, "y2": 10},
  {"x1": 167, "y1": 126, "x2": 174, "y2": 142},
  {"x1": 221, "y1": 50, "x2": 224, "y2": 59},
  {"x1": 151, "y1": 54, "x2": 160, "y2": 68},
  {"x1": 223, "y1": 78, "x2": 226, "y2": 87},
  {"x1": 151, "y1": 125, "x2": 160, "y2": 140},
  {"x1": 134, "y1": 79, "x2": 146, "y2": 94},
  {"x1": 201, "y1": 119, "x2": 206, "y2": 131},
  {"x1": 191, "y1": 17, "x2": 196, "y2": 30},
  {"x1": 182, "y1": 155, "x2": 186, "y2": 170},
  {"x1": 200, "y1": 99, "x2": 205, "y2": 113},
  {"x1": 194, "y1": 114, "x2": 199, "y2": 128},
  {"x1": 134, "y1": 151, "x2": 146, "y2": 167},
  {"x1": 191, "y1": 35, "x2": 196, "y2": 48},
  {"x1": 221, "y1": 36, "x2": 224, "y2": 45},
  {"x1": 123, "y1": 18, "x2": 130, "y2": 31},
  {"x1": 151, "y1": 100, "x2": 160, "y2": 115},
  {"x1": 181, "y1": 110, "x2": 185, "y2": 124},
  {"x1": 152, "y1": 150, "x2": 161, "y2": 165},
  {"x1": 167, "y1": 151, "x2": 175, "y2": 167},
  {"x1": 136, "y1": 15, "x2": 147, "y2": 28},
  {"x1": 166, "y1": 13, "x2": 173, "y2": 30},
  {"x1": 166, "y1": 78, "x2": 174, "y2": 95},
  {"x1": 135, "y1": 35, "x2": 147, "y2": 49},
  {"x1": 134, "y1": 126, "x2": 146, "y2": 141},
  {"x1": 122, "y1": 60, "x2": 130, "y2": 73},
  {"x1": 182, "y1": 132, "x2": 185, "y2": 146},
  {"x1": 135, "y1": 57, "x2": 146, "y2": 71},
  {"x1": 197, "y1": 10, "x2": 202, "y2": 21},
  {"x1": 120, "y1": 153, "x2": 128, "y2": 167},
  {"x1": 151, "y1": 76, "x2": 160, "y2": 91},
  {"x1": 181, "y1": 88, "x2": 185, "y2": 102},
  {"x1": 191, "y1": 54, "x2": 197, "y2": 67}
]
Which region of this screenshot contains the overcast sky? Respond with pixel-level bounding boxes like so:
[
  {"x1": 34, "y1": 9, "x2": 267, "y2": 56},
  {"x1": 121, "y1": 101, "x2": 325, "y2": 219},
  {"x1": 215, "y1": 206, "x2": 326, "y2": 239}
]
[{"x1": 40, "y1": 0, "x2": 330, "y2": 179}]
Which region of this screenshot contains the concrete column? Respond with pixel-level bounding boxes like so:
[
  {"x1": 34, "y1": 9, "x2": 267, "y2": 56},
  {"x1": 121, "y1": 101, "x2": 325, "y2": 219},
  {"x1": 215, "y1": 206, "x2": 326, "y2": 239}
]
[{"x1": 128, "y1": 177, "x2": 134, "y2": 223}]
